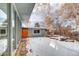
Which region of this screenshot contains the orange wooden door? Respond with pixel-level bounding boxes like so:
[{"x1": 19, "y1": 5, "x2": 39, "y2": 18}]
[{"x1": 22, "y1": 28, "x2": 28, "y2": 38}]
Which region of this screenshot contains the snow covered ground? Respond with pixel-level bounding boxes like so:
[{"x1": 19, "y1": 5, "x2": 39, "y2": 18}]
[
  {"x1": 0, "y1": 39, "x2": 7, "y2": 56},
  {"x1": 26, "y1": 37, "x2": 79, "y2": 56}
]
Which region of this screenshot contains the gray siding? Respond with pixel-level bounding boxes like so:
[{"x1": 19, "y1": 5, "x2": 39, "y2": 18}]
[{"x1": 28, "y1": 28, "x2": 47, "y2": 37}]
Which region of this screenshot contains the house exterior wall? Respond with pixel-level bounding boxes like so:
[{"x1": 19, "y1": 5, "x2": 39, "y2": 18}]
[{"x1": 28, "y1": 28, "x2": 47, "y2": 37}]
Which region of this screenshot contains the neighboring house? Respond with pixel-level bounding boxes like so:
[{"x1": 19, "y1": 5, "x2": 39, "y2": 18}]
[
  {"x1": 28, "y1": 27, "x2": 47, "y2": 37},
  {"x1": 28, "y1": 22, "x2": 48, "y2": 37},
  {"x1": 0, "y1": 23, "x2": 8, "y2": 39},
  {"x1": 0, "y1": 23, "x2": 8, "y2": 56}
]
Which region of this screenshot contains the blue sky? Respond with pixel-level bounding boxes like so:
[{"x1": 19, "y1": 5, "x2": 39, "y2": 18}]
[{"x1": 0, "y1": 9, "x2": 7, "y2": 25}]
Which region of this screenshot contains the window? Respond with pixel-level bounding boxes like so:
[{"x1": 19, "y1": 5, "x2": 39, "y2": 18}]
[
  {"x1": 34, "y1": 30, "x2": 40, "y2": 33},
  {"x1": 1, "y1": 29, "x2": 6, "y2": 34},
  {"x1": 0, "y1": 27, "x2": 7, "y2": 36}
]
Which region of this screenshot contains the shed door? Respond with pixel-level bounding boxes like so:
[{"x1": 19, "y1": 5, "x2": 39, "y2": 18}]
[{"x1": 22, "y1": 28, "x2": 28, "y2": 38}]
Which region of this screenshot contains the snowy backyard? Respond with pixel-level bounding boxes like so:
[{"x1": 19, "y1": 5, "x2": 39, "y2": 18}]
[
  {"x1": 26, "y1": 37, "x2": 79, "y2": 56},
  {"x1": 0, "y1": 39, "x2": 7, "y2": 55}
]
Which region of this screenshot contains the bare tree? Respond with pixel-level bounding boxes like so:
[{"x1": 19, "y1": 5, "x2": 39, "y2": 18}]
[
  {"x1": 59, "y1": 3, "x2": 79, "y2": 41},
  {"x1": 45, "y1": 16, "x2": 54, "y2": 36},
  {"x1": 60, "y1": 3, "x2": 79, "y2": 28}
]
